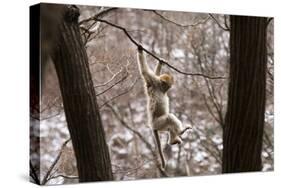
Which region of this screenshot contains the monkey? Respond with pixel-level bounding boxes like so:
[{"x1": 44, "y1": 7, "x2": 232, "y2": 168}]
[{"x1": 137, "y1": 45, "x2": 191, "y2": 169}]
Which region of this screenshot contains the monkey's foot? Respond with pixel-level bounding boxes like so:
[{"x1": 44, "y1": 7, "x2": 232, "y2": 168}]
[
  {"x1": 180, "y1": 126, "x2": 192, "y2": 135},
  {"x1": 169, "y1": 137, "x2": 182, "y2": 145}
]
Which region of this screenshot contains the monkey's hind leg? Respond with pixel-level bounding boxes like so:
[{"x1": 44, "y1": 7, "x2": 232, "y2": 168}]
[
  {"x1": 169, "y1": 130, "x2": 182, "y2": 145},
  {"x1": 166, "y1": 113, "x2": 189, "y2": 145}
]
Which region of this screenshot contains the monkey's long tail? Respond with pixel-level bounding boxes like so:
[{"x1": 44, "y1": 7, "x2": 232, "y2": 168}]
[{"x1": 154, "y1": 130, "x2": 166, "y2": 170}]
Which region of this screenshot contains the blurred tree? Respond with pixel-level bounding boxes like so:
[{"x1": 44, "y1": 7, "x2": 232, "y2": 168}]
[
  {"x1": 49, "y1": 5, "x2": 113, "y2": 181},
  {"x1": 223, "y1": 16, "x2": 267, "y2": 172}
]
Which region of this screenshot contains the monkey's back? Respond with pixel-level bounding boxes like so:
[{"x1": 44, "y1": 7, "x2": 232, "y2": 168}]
[{"x1": 146, "y1": 86, "x2": 169, "y2": 123}]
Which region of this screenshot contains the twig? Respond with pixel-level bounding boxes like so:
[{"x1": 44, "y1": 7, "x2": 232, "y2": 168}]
[
  {"x1": 267, "y1": 17, "x2": 273, "y2": 27},
  {"x1": 96, "y1": 60, "x2": 130, "y2": 96},
  {"x1": 209, "y1": 14, "x2": 230, "y2": 31},
  {"x1": 96, "y1": 72, "x2": 128, "y2": 96},
  {"x1": 94, "y1": 67, "x2": 124, "y2": 88},
  {"x1": 151, "y1": 10, "x2": 210, "y2": 27},
  {"x1": 224, "y1": 15, "x2": 230, "y2": 30},
  {"x1": 112, "y1": 159, "x2": 151, "y2": 176},
  {"x1": 79, "y1": 7, "x2": 118, "y2": 25},
  {"x1": 40, "y1": 110, "x2": 62, "y2": 121},
  {"x1": 94, "y1": 18, "x2": 226, "y2": 80},
  {"x1": 106, "y1": 103, "x2": 168, "y2": 177},
  {"x1": 40, "y1": 97, "x2": 61, "y2": 114},
  {"x1": 42, "y1": 138, "x2": 71, "y2": 184},
  {"x1": 99, "y1": 78, "x2": 138, "y2": 109},
  {"x1": 197, "y1": 55, "x2": 224, "y2": 125}
]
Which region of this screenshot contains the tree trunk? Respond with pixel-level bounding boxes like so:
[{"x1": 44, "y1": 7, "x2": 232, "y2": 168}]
[
  {"x1": 222, "y1": 16, "x2": 267, "y2": 172},
  {"x1": 51, "y1": 6, "x2": 113, "y2": 181}
]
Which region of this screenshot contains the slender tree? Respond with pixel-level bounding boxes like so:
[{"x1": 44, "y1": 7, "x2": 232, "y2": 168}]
[
  {"x1": 45, "y1": 5, "x2": 113, "y2": 181},
  {"x1": 222, "y1": 16, "x2": 267, "y2": 172}
]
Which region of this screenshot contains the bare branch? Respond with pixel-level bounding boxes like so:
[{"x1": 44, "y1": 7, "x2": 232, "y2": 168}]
[
  {"x1": 99, "y1": 78, "x2": 139, "y2": 109},
  {"x1": 96, "y1": 61, "x2": 130, "y2": 96},
  {"x1": 224, "y1": 15, "x2": 230, "y2": 30},
  {"x1": 81, "y1": 24, "x2": 108, "y2": 45},
  {"x1": 202, "y1": 94, "x2": 221, "y2": 124},
  {"x1": 79, "y1": 7, "x2": 118, "y2": 25},
  {"x1": 106, "y1": 103, "x2": 168, "y2": 177},
  {"x1": 40, "y1": 97, "x2": 61, "y2": 114},
  {"x1": 40, "y1": 110, "x2": 62, "y2": 121},
  {"x1": 94, "y1": 18, "x2": 226, "y2": 80},
  {"x1": 267, "y1": 17, "x2": 273, "y2": 27},
  {"x1": 42, "y1": 138, "x2": 71, "y2": 185},
  {"x1": 151, "y1": 10, "x2": 210, "y2": 27},
  {"x1": 209, "y1": 14, "x2": 230, "y2": 31},
  {"x1": 94, "y1": 67, "x2": 124, "y2": 88},
  {"x1": 106, "y1": 104, "x2": 153, "y2": 151},
  {"x1": 112, "y1": 159, "x2": 152, "y2": 176}
]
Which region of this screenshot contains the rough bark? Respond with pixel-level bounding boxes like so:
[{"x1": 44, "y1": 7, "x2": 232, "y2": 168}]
[
  {"x1": 51, "y1": 6, "x2": 113, "y2": 181},
  {"x1": 222, "y1": 16, "x2": 267, "y2": 172}
]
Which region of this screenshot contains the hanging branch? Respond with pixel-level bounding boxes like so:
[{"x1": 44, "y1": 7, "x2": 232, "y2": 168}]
[{"x1": 94, "y1": 18, "x2": 226, "y2": 80}]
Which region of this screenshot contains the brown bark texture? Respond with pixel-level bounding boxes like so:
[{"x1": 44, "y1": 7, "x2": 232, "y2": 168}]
[
  {"x1": 51, "y1": 6, "x2": 113, "y2": 181},
  {"x1": 222, "y1": 16, "x2": 267, "y2": 173}
]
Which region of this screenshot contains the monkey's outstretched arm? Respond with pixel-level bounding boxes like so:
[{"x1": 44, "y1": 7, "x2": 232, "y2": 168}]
[
  {"x1": 137, "y1": 47, "x2": 157, "y2": 84},
  {"x1": 154, "y1": 60, "x2": 163, "y2": 76}
]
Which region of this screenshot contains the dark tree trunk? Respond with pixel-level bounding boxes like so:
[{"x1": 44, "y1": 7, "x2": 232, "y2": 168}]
[
  {"x1": 222, "y1": 16, "x2": 267, "y2": 172},
  {"x1": 51, "y1": 6, "x2": 113, "y2": 181}
]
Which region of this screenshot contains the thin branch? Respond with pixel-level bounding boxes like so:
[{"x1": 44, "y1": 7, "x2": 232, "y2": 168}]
[
  {"x1": 82, "y1": 23, "x2": 109, "y2": 45},
  {"x1": 99, "y1": 78, "x2": 138, "y2": 109},
  {"x1": 42, "y1": 138, "x2": 71, "y2": 185},
  {"x1": 224, "y1": 15, "x2": 230, "y2": 30},
  {"x1": 151, "y1": 10, "x2": 210, "y2": 27},
  {"x1": 96, "y1": 73, "x2": 128, "y2": 96},
  {"x1": 209, "y1": 14, "x2": 230, "y2": 31},
  {"x1": 106, "y1": 104, "x2": 153, "y2": 151},
  {"x1": 189, "y1": 121, "x2": 222, "y2": 164},
  {"x1": 263, "y1": 129, "x2": 273, "y2": 149},
  {"x1": 96, "y1": 61, "x2": 130, "y2": 96},
  {"x1": 202, "y1": 94, "x2": 221, "y2": 124},
  {"x1": 201, "y1": 139, "x2": 222, "y2": 164},
  {"x1": 106, "y1": 103, "x2": 168, "y2": 177},
  {"x1": 40, "y1": 97, "x2": 60, "y2": 114},
  {"x1": 40, "y1": 110, "x2": 62, "y2": 121},
  {"x1": 94, "y1": 18, "x2": 226, "y2": 80},
  {"x1": 112, "y1": 159, "x2": 151, "y2": 176},
  {"x1": 267, "y1": 17, "x2": 273, "y2": 27},
  {"x1": 79, "y1": 7, "x2": 118, "y2": 25},
  {"x1": 94, "y1": 67, "x2": 124, "y2": 88}
]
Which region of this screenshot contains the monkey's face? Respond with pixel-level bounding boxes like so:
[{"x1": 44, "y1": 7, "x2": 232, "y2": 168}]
[{"x1": 159, "y1": 74, "x2": 174, "y2": 92}]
